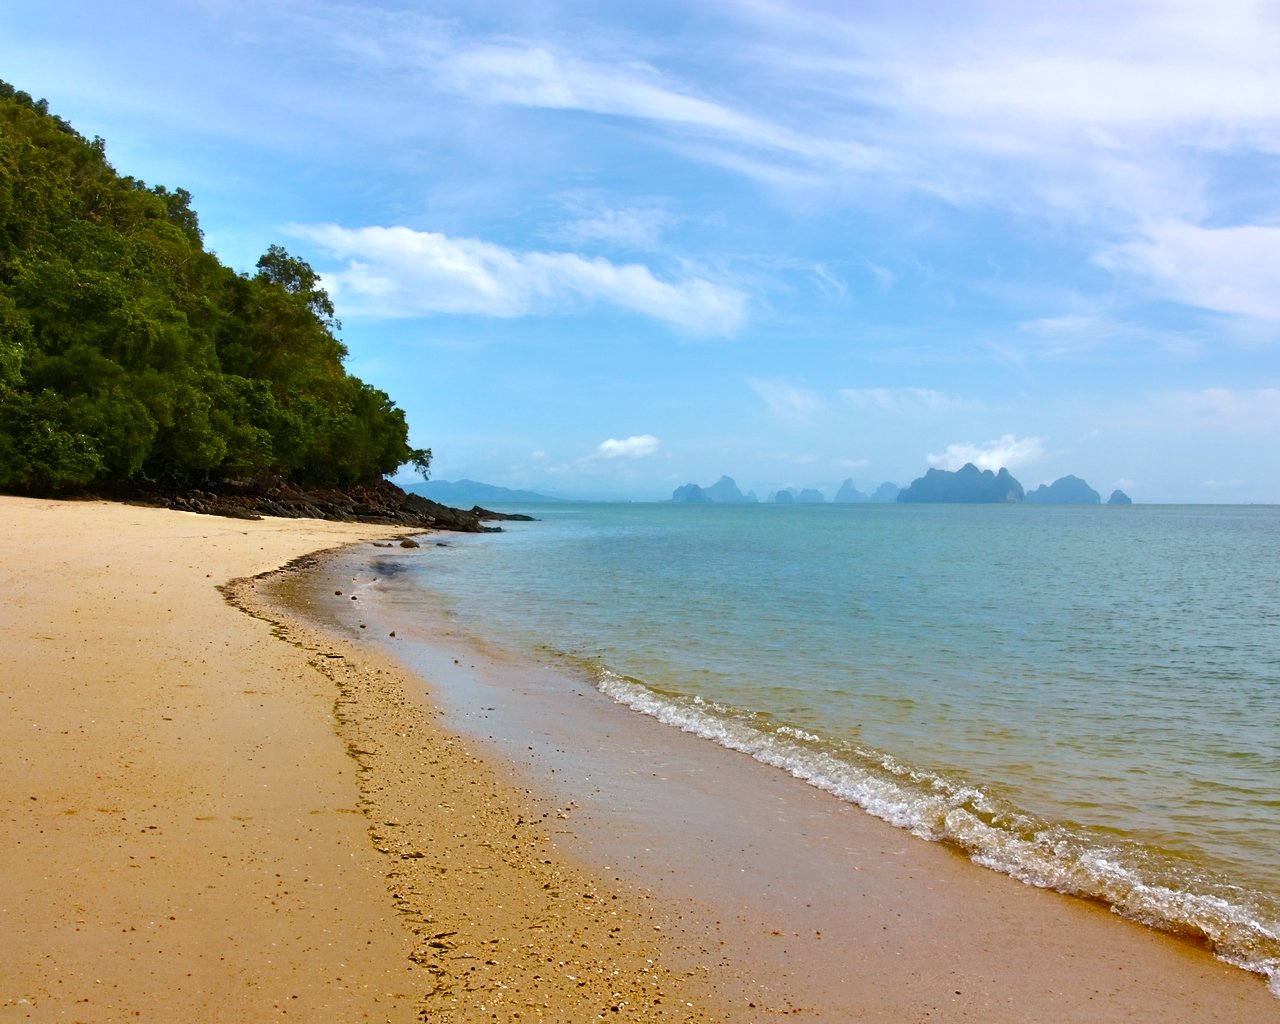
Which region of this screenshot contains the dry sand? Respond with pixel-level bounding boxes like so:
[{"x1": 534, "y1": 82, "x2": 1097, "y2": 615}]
[
  {"x1": 2, "y1": 496, "x2": 1275, "y2": 1022},
  {"x1": 0, "y1": 497, "x2": 719, "y2": 1022}
]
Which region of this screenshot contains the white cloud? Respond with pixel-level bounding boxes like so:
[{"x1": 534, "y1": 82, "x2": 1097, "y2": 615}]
[
  {"x1": 840, "y1": 387, "x2": 977, "y2": 415},
  {"x1": 888, "y1": 13, "x2": 1280, "y2": 135},
  {"x1": 274, "y1": 4, "x2": 1280, "y2": 266},
  {"x1": 1096, "y1": 221, "x2": 1280, "y2": 321},
  {"x1": 736, "y1": 0, "x2": 1280, "y2": 229},
  {"x1": 927, "y1": 434, "x2": 1045, "y2": 472},
  {"x1": 748, "y1": 378, "x2": 822, "y2": 419},
  {"x1": 290, "y1": 223, "x2": 747, "y2": 335},
  {"x1": 595, "y1": 434, "x2": 661, "y2": 459}
]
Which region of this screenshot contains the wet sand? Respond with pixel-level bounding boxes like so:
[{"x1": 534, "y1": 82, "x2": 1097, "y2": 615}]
[
  {"x1": 2, "y1": 495, "x2": 1275, "y2": 1022},
  {"x1": 285, "y1": 539, "x2": 1280, "y2": 1022}
]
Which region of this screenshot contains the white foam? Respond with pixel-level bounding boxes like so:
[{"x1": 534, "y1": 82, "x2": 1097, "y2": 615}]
[{"x1": 594, "y1": 668, "x2": 1280, "y2": 993}]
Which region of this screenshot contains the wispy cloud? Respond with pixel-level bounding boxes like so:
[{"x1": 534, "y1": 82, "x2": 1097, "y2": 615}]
[
  {"x1": 594, "y1": 434, "x2": 661, "y2": 459},
  {"x1": 1015, "y1": 312, "x2": 1205, "y2": 359},
  {"x1": 877, "y1": 7, "x2": 1280, "y2": 136},
  {"x1": 1164, "y1": 388, "x2": 1280, "y2": 432},
  {"x1": 551, "y1": 202, "x2": 676, "y2": 251},
  {"x1": 736, "y1": 0, "x2": 1280, "y2": 231},
  {"x1": 748, "y1": 378, "x2": 822, "y2": 419},
  {"x1": 1096, "y1": 221, "x2": 1280, "y2": 322},
  {"x1": 290, "y1": 223, "x2": 747, "y2": 335},
  {"x1": 840, "y1": 387, "x2": 977, "y2": 415},
  {"x1": 251, "y1": 3, "x2": 1280, "y2": 295},
  {"x1": 437, "y1": 41, "x2": 889, "y2": 173},
  {"x1": 864, "y1": 259, "x2": 896, "y2": 293},
  {"x1": 927, "y1": 434, "x2": 1045, "y2": 472}
]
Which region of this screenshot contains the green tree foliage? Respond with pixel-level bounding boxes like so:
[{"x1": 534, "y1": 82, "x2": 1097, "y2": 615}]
[{"x1": 0, "y1": 80, "x2": 430, "y2": 494}]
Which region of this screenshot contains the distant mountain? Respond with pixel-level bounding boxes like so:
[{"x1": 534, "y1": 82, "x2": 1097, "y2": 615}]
[
  {"x1": 1107, "y1": 489, "x2": 1133, "y2": 506},
  {"x1": 768, "y1": 487, "x2": 824, "y2": 503},
  {"x1": 672, "y1": 482, "x2": 713, "y2": 503},
  {"x1": 671, "y1": 476, "x2": 755, "y2": 503},
  {"x1": 407, "y1": 479, "x2": 563, "y2": 506},
  {"x1": 833, "y1": 479, "x2": 904, "y2": 503},
  {"x1": 706, "y1": 476, "x2": 754, "y2": 502},
  {"x1": 833, "y1": 479, "x2": 870, "y2": 502},
  {"x1": 898, "y1": 464, "x2": 1025, "y2": 503},
  {"x1": 1025, "y1": 475, "x2": 1102, "y2": 505}
]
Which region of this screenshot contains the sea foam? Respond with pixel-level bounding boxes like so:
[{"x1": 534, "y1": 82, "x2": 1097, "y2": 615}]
[{"x1": 595, "y1": 667, "x2": 1280, "y2": 993}]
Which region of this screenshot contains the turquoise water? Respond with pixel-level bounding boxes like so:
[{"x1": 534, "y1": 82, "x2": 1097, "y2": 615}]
[{"x1": 396, "y1": 502, "x2": 1280, "y2": 990}]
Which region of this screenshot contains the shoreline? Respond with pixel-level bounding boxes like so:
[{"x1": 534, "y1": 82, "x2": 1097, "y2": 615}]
[
  {"x1": 0, "y1": 496, "x2": 728, "y2": 1022},
  {"x1": 239, "y1": 545, "x2": 735, "y2": 1021},
  {"x1": 2, "y1": 496, "x2": 1275, "y2": 1022},
  {"x1": 293, "y1": 536, "x2": 1280, "y2": 1021}
]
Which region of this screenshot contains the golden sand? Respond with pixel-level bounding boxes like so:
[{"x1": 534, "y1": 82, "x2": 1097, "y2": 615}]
[{"x1": 2, "y1": 496, "x2": 1273, "y2": 1022}]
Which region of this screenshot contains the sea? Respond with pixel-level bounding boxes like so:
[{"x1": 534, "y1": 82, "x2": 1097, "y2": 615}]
[{"x1": 377, "y1": 501, "x2": 1280, "y2": 992}]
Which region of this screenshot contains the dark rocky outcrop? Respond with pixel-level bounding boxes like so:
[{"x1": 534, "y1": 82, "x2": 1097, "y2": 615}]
[
  {"x1": 897, "y1": 464, "x2": 1025, "y2": 503},
  {"x1": 126, "y1": 478, "x2": 534, "y2": 531},
  {"x1": 1025, "y1": 475, "x2": 1102, "y2": 505},
  {"x1": 1107, "y1": 489, "x2": 1133, "y2": 506}
]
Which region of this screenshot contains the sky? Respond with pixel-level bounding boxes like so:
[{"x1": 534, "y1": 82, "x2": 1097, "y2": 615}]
[{"x1": 3, "y1": 0, "x2": 1279, "y2": 502}]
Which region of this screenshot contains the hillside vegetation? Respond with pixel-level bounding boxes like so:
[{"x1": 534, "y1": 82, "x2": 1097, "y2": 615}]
[{"x1": 0, "y1": 81, "x2": 429, "y2": 496}]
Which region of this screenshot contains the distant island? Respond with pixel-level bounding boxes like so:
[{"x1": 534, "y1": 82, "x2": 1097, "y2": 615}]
[
  {"x1": 1025, "y1": 475, "x2": 1101, "y2": 505},
  {"x1": 671, "y1": 476, "x2": 902, "y2": 504},
  {"x1": 423, "y1": 471, "x2": 1130, "y2": 509},
  {"x1": 409, "y1": 479, "x2": 563, "y2": 507},
  {"x1": 833, "y1": 479, "x2": 901, "y2": 503},
  {"x1": 898, "y1": 464, "x2": 1025, "y2": 503},
  {"x1": 769, "y1": 488, "x2": 824, "y2": 503},
  {"x1": 671, "y1": 476, "x2": 757, "y2": 503},
  {"x1": 897, "y1": 466, "x2": 1132, "y2": 505}
]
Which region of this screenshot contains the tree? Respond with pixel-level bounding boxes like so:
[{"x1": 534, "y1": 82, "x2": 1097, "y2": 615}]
[
  {"x1": 254, "y1": 244, "x2": 339, "y2": 329},
  {"x1": 0, "y1": 79, "x2": 428, "y2": 494}
]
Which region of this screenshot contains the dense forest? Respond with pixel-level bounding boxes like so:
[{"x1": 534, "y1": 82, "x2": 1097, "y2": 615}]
[{"x1": 0, "y1": 80, "x2": 430, "y2": 496}]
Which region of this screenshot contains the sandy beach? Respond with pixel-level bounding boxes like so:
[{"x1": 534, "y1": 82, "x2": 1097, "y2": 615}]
[
  {"x1": 1, "y1": 497, "x2": 721, "y2": 1022},
  {"x1": 2, "y1": 496, "x2": 1276, "y2": 1022}
]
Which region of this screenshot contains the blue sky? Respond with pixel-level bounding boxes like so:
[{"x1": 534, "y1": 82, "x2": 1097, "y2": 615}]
[{"x1": 3, "y1": 0, "x2": 1279, "y2": 501}]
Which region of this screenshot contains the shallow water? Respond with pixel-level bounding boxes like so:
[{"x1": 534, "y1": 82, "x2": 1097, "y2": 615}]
[{"x1": 385, "y1": 502, "x2": 1280, "y2": 990}]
